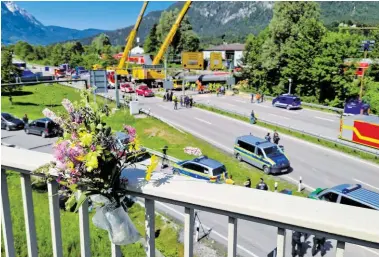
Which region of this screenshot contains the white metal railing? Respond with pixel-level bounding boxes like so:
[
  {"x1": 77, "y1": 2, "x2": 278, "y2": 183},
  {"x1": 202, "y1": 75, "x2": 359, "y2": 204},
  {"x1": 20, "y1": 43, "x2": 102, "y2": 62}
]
[{"x1": 1, "y1": 146, "x2": 379, "y2": 257}]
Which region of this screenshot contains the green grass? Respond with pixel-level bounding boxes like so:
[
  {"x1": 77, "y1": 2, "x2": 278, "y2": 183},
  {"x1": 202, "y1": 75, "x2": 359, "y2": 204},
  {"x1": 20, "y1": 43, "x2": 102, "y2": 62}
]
[
  {"x1": 2, "y1": 172, "x2": 183, "y2": 257},
  {"x1": 195, "y1": 103, "x2": 379, "y2": 165},
  {"x1": 2, "y1": 84, "x2": 306, "y2": 195}
]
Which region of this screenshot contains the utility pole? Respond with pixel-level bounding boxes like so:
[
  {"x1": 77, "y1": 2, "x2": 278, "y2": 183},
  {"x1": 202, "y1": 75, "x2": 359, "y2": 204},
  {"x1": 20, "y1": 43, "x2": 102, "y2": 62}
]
[
  {"x1": 288, "y1": 78, "x2": 292, "y2": 95},
  {"x1": 114, "y1": 72, "x2": 120, "y2": 108},
  {"x1": 359, "y1": 50, "x2": 368, "y2": 101},
  {"x1": 359, "y1": 40, "x2": 375, "y2": 100}
]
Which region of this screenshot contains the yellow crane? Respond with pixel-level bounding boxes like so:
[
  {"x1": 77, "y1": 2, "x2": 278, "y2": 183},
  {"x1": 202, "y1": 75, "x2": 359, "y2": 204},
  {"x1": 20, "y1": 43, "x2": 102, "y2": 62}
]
[
  {"x1": 132, "y1": 0, "x2": 192, "y2": 82},
  {"x1": 103, "y1": 1, "x2": 148, "y2": 75}
]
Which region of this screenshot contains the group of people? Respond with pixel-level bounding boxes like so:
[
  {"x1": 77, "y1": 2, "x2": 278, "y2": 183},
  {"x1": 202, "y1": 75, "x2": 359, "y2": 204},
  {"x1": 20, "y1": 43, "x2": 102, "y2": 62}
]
[
  {"x1": 265, "y1": 130, "x2": 280, "y2": 145},
  {"x1": 163, "y1": 90, "x2": 174, "y2": 102},
  {"x1": 291, "y1": 231, "x2": 327, "y2": 257},
  {"x1": 173, "y1": 95, "x2": 193, "y2": 110},
  {"x1": 243, "y1": 177, "x2": 269, "y2": 190},
  {"x1": 251, "y1": 92, "x2": 264, "y2": 103}
]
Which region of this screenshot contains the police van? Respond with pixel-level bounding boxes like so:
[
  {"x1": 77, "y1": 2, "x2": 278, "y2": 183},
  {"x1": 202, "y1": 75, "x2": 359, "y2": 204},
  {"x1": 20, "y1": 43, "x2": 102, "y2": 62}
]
[
  {"x1": 234, "y1": 135, "x2": 291, "y2": 174},
  {"x1": 173, "y1": 156, "x2": 228, "y2": 182}
]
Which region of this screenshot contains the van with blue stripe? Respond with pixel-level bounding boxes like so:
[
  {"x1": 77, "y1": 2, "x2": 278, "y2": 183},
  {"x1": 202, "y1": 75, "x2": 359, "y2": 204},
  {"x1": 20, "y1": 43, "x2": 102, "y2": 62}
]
[
  {"x1": 172, "y1": 156, "x2": 228, "y2": 182},
  {"x1": 234, "y1": 135, "x2": 291, "y2": 174}
]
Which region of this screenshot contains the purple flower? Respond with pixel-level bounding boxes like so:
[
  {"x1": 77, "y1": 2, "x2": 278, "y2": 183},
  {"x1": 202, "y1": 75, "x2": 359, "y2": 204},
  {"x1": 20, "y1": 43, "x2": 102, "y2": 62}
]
[
  {"x1": 90, "y1": 145, "x2": 96, "y2": 151},
  {"x1": 42, "y1": 108, "x2": 63, "y2": 126},
  {"x1": 53, "y1": 141, "x2": 69, "y2": 162},
  {"x1": 67, "y1": 145, "x2": 84, "y2": 163},
  {"x1": 62, "y1": 99, "x2": 75, "y2": 114}
]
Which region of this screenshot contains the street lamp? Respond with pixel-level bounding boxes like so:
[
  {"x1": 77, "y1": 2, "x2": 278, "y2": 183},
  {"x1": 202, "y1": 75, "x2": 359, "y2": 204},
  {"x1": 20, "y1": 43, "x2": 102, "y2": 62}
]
[
  {"x1": 359, "y1": 40, "x2": 375, "y2": 100},
  {"x1": 288, "y1": 78, "x2": 292, "y2": 95}
]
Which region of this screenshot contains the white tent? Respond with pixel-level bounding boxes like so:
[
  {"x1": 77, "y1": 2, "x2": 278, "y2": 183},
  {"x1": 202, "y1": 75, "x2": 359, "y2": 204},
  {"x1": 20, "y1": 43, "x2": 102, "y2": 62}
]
[{"x1": 130, "y1": 46, "x2": 144, "y2": 55}]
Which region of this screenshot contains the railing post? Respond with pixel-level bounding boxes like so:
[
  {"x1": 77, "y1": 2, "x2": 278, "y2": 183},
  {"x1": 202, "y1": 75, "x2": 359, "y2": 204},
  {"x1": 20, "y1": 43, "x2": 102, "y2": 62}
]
[
  {"x1": 228, "y1": 216, "x2": 238, "y2": 257},
  {"x1": 1, "y1": 169, "x2": 16, "y2": 257},
  {"x1": 276, "y1": 228, "x2": 286, "y2": 257},
  {"x1": 111, "y1": 244, "x2": 121, "y2": 257},
  {"x1": 336, "y1": 241, "x2": 345, "y2": 257},
  {"x1": 78, "y1": 190, "x2": 91, "y2": 257},
  {"x1": 20, "y1": 173, "x2": 38, "y2": 257},
  {"x1": 184, "y1": 207, "x2": 194, "y2": 257},
  {"x1": 145, "y1": 199, "x2": 156, "y2": 257},
  {"x1": 48, "y1": 180, "x2": 63, "y2": 257}
]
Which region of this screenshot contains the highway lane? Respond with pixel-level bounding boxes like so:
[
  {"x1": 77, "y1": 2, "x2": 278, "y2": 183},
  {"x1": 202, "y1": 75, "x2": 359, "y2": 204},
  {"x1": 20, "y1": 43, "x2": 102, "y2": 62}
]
[
  {"x1": 2, "y1": 112, "x2": 379, "y2": 257},
  {"x1": 192, "y1": 93, "x2": 340, "y2": 138}
]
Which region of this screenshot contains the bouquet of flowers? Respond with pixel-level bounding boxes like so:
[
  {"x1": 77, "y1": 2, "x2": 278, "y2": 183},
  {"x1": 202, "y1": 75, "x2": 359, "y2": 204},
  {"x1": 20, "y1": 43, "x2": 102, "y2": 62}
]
[
  {"x1": 184, "y1": 146, "x2": 202, "y2": 156},
  {"x1": 39, "y1": 89, "x2": 149, "y2": 245}
]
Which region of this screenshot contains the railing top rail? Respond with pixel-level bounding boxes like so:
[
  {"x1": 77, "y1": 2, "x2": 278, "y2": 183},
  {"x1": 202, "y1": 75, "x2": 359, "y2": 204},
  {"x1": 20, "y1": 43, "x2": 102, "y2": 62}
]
[{"x1": 2, "y1": 146, "x2": 379, "y2": 249}]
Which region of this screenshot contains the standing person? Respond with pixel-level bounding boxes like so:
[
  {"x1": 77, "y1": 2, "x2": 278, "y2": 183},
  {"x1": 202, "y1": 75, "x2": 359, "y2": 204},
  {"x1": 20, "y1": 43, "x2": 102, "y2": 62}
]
[
  {"x1": 261, "y1": 93, "x2": 264, "y2": 103},
  {"x1": 185, "y1": 95, "x2": 189, "y2": 108},
  {"x1": 265, "y1": 133, "x2": 271, "y2": 142},
  {"x1": 173, "y1": 95, "x2": 178, "y2": 110},
  {"x1": 291, "y1": 231, "x2": 303, "y2": 257},
  {"x1": 256, "y1": 178, "x2": 268, "y2": 191},
  {"x1": 250, "y1": 110, "x2": 256, "y2": 124},
  {"x1": 273, "y1": 130, "x2": 280, "y2": 145},
  {"x1": 251, "y1": 93, "x2": 255, "y2": 103},
  {"x1": 189, "y1": 96, "x2": 193, "y2": 108},
  {"x1": 244, "y1": 178, "x2": 251, "y2": 188},
  {"x1": 180, "y1": 95, "x2": 183, "y2": 107},
  {"x1": 225, "y1": 175, "x2": 235, "y2": 185},
  {"x1": 169, "y1": 90, "x2": 173, "y2": 102},
  {"x1": 312, "y1": 235, "x2": 326, "y2": 256},
  {"x1": 22, "y1": 114, "x2": 29, "y2": 124},
  {"x1": 256, "y1": 93, "x2": 260, "y2": 103}
]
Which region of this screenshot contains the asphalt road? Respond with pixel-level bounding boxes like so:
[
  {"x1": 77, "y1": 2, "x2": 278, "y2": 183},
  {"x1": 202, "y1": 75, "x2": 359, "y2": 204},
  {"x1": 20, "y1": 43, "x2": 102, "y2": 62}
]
[{"x1": 2, "y1": 127, "x2": 378, "y2": 257}]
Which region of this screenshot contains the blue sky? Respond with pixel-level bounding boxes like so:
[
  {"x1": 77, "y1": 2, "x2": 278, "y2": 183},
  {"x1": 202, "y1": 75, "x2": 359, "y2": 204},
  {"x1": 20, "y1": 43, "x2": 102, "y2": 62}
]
[{"x1": 16, "y1": 1, "x2": 175, "y2": 30}]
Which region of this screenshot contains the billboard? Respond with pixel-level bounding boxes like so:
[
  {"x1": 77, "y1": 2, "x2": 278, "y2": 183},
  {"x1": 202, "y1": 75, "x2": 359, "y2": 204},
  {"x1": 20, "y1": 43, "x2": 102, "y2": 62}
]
[
  {"x1": 182, "y1": 52, "x2": 204, "y2": 70},
  {"x1": 210, "y1": 52, "x2": 223, "y2": 70},
  {"x1": 90, "y1": 70, "x2": 108, "y2": 93}
]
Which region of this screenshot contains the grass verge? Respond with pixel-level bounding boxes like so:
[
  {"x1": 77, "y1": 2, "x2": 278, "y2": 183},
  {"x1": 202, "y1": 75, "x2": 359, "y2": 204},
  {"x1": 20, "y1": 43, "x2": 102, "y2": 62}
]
[
  {"x1": 195, "y1": 103, "x2": 379, "y2": 165},
  {"x1": 2, "y1": 172, "x2": 183, "y2": 257}
]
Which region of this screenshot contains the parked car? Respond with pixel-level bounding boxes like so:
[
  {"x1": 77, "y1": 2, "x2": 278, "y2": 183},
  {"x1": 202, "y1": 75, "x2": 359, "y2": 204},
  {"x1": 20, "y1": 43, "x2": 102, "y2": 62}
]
[
  {"x1": 343, "y1": 99, "x2": 370, "y2": 115},
  {"x1": 173, "y1": 155, "x2": 228, "y2": 182},
  {"x1": 24, "y1": 118, "x2": 63, "y2": 138},
  {"x1": 272, "y1": 94, "x2": 301, "y2": 110},
  {"x1": 1, "y1": 113, "x2": 25, "y2": 131},
  {"x1": 308, "y1": 184, "x2": 379, "y2": 210},
  {"x1": 136, "y1": 85, "x2": 154, "y2": 97},
  {"x1": 120, "y1": 83, "x2": 135, "y2": 93}
]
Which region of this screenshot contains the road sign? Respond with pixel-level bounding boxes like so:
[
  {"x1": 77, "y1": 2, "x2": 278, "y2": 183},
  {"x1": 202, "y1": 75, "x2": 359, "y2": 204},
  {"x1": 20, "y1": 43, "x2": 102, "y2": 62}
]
[
  {"x1": 90, "y1": 70, "x2": 108, "y2": 93},
  {"x1": 142, "y1": 64, "x2": 164, "y2": 70}
]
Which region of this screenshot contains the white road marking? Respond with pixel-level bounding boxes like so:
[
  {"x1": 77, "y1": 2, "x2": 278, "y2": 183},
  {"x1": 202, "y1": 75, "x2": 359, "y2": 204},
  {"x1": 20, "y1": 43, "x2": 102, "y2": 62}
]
[
  {"x1": 156, "y1": 202, "x2": 260, "y2": 257},
  {"x1": 268, "y1": 113, "x2": 290, "y2": 120},
  {"x1": 357, "y1": 246, "x2": 379, "y2": 256},
  {"x1": 195, "y1": 117, "x2": 212, "y2": 125},
  {"x1": 353, "y1": 179, "x2": 379, "y2": 191},
  {"x1": 314, "y1": 116, "x2": 336, "y2": 122}
]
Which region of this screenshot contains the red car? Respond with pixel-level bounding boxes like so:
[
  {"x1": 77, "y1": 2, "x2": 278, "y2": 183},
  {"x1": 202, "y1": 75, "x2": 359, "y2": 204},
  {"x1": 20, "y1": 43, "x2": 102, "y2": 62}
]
[
  {"x1": 120, "y1": 83, "x2": 135, "y2": 93},
  {"x1": 136, "y1": 85, "x2": 154, "y2": 97}
]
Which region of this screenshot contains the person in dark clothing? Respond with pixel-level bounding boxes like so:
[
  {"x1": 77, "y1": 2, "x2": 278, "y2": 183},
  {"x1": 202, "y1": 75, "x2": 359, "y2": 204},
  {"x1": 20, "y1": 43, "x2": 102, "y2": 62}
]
[
  {"x1": 265, "y1": 133, "x2": 271, "y2": 142},
  {"x1": 244, "y1": 178, "x2": 251, "y2": 188},
  {"x1": 312, "y1": 235, "x2": 326, "y2": 256},
  {"x1": 180, "y1": 95, "x2": 183, "y2": 107},
  {"x1": 185, "y1": 96, "x2": 189, "y2": 108},
  {"x1": 256, "y1": 178, "x2": 268, "y2": 190},
  {"x1": 251, "y1": 93, "x2": 255, "y2": 103},
  {"x1": 292, "y1": 231, "x2": 303, "y2": 257},
  {"x1": 273, "y1": 130, "x2": 280, "y2": 145},
  {"x1": 173, "y1": 96, "x2": 178, "y2": 110},
  {"x1": 261, "y1": 93, "x2": 264, "y2": 103},
  {"x1": 169, "y1": 91, "x2": 173, "y2": 102},
  {"x1": 22, "y1": 114, "x2": 29, "y2": 124},
  {"x1": 250, "y1": 110, "x2": 256, "y2": 124},
  {"x1": 189, "y1": 96, "x2": 193, "y2": 108}
]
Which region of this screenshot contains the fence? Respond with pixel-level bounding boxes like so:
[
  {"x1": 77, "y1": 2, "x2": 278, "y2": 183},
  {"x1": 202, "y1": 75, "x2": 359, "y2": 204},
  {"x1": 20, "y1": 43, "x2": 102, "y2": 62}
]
[
  {"x1": 196, "y1": 102, "x2": 379, "y2": 157},
  {"x1": 2, "y1": 145, "x2": 379, "y2": 257}
]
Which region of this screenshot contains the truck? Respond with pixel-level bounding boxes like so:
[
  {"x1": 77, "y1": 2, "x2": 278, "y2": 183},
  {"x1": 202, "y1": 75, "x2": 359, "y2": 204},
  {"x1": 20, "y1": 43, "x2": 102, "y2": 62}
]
[{"x1": 339, "y1": 115, "x2": 379, "y2": 149}]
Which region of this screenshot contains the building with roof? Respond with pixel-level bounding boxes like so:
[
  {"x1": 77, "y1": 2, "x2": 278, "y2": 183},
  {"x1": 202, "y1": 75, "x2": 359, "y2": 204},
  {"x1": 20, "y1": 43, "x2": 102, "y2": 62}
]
[{"x1": 203, "y1": 43, "x2": 245, "y2": 68}]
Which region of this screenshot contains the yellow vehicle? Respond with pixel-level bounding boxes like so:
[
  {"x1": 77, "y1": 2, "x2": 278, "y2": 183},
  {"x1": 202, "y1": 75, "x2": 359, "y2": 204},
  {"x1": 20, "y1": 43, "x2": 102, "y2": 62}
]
[
  {"x1": 92, "y1": 64, "x2": 103, "y2": 70},
  {"x1": 210, "y1": 52, "x2": 223, "y2": 70},
  {"x1": 182, "y1": 52, "x2": 204, "y2": 70},
  {"x1": 133, "y1": 1, "x2": 192, "y2": 82}
]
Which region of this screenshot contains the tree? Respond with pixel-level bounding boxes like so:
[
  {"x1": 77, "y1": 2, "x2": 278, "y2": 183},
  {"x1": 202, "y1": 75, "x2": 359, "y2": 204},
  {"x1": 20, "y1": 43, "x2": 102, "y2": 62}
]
[
  {"x1": 178, "y1": 30, "x2": 200, "y2": 52},
  {"x1": 1, "y1": 48, "x2": 22, "y2": 104},
  {"x1": 362, "y1": 77, "x2": 379, "y2": 114},
  {"x1": 14, "y1": 41, "x2": 34, "y2": 60},
  {"x1": 144, "y1": 23, "x2": 159, "y2": 54}
]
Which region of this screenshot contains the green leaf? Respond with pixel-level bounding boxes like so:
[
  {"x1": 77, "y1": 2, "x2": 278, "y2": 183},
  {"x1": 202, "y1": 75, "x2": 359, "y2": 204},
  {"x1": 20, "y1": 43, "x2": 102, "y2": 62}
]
[
  {"x1": 65, "y1": 194, "x2": 76, "y2": 211},
  {"x1": 74, "y1": 193, "x2": 88, "y2": 213}
]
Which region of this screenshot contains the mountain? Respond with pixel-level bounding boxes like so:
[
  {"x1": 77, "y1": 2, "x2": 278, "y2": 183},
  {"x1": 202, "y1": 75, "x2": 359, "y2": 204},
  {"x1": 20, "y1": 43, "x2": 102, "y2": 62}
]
[
  {"x1": 1, "y1": 1, "x2": 105, "y2": 45},
  {"x1": 80, "y1": 1, "x2": 379, "y2": 46}
]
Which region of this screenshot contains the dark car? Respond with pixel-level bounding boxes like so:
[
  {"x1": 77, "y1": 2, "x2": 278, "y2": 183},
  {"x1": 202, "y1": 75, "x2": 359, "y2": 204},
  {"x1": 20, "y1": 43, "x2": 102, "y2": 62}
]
[
  {"x1": 1, "y1": 113, "x2": 25, "y2": 131},
  {"x1": 24, "y1": 118, "x2": 62, "y2": 138},
  {"x1": 272, "y1": 94, "x2": 301, "y2": 110}
]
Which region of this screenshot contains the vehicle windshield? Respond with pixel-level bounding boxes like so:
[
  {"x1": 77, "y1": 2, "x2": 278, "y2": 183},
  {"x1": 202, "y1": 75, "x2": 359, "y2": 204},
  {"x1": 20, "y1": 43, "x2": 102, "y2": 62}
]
[
  {"x1": 294, "y1": 97, "x2": 301, "y2": 102},
  {"x1": 212, "y1": 165, "x2": 226, "y2": 176},
  {"x1": 2, "y1": 113, "x2": 14, "y2": 120},
  {"x1": 263, "y1": 146, "x2": 282, "y2": 157}
]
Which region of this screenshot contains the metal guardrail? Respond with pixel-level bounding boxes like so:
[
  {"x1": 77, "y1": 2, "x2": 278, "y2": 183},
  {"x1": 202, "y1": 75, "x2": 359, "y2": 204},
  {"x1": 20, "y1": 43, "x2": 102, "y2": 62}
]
[{"x1": 197, "y1": 102, "x2": 379, "y2": 157}]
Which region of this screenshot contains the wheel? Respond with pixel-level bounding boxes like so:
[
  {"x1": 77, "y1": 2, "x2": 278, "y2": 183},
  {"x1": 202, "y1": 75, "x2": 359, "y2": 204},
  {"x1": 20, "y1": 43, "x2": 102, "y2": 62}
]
[
  {"x1": 286, "y1": 105, "x2": 291, "y2": 110},
  {"x1": 236, "y1": 153, "x2": 242, "y2": 162},
  {"x1": 25, "y1": 129, "x2": 29, "y2": 134},
  {"x1": 41, "y1": 132, "x2": 47, "y2": 138},
  {"x1": 263, "y1": 165, "x2": 271, "y2": 174},
  {"x1": 5, "y1": 125, "x2": 10, "y2": 131}
]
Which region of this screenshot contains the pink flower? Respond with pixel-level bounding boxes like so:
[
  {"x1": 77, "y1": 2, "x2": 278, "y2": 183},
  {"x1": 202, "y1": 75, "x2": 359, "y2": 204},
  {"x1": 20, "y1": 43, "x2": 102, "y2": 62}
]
[
  {"x1": 42, "y1": 108, "x2": 63, "y2": 126},
  {"x1": 62, "y1": 99, "x2": 75, "y2": 113},
  {"x1": 71, "y1": 133, "x2": 78, "y2": 140},
  {"x1": 123, "y1": 125, "x2": 136, "y2": 141},
  {"x1": 56, "y1": 161, "x2": 67, "y2": 170},
  {"x1": 53, "y1": 141, "x2": 69, "y2": 162},
  {"x1": 90, "y1": 145, "x2": 96, "y2": 151}
]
